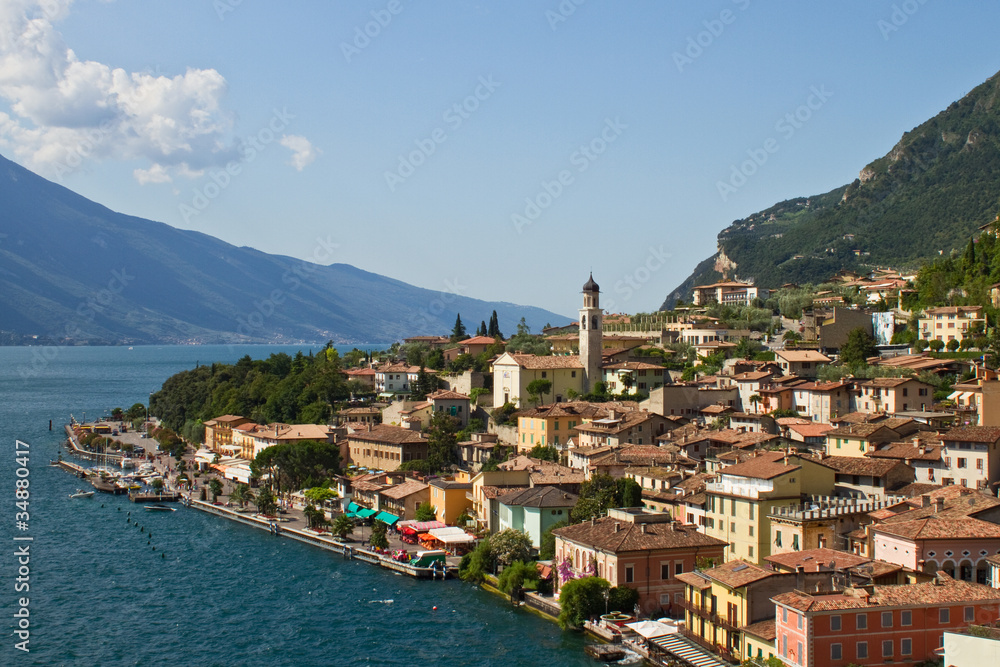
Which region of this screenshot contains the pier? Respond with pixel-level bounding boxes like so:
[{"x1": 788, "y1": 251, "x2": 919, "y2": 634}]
[{"x1": 187, "y1": 500, "x2": 453, "y2": 579}]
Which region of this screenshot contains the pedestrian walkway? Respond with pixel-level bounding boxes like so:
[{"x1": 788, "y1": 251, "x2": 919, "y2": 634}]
[{"x1": 649, "y1": 634, "x2": 731, "y2": 667}]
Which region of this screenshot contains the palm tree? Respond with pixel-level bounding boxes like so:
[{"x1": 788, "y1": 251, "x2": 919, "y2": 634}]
[
  {"x1": 332, "y1": 514, "x2": 355, "y2": 541},
  {"x1": 208, "y1": 478, "x2": 223, "y2": 502},
  {"x1": 749, "y1": 394, "x2": 762, "y2": 414}
]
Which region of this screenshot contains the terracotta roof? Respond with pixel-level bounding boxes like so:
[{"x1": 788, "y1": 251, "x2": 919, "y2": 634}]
[
  {"x1": 211, "y1": 414, "x2": 252, "y2": 424},
  {"x1": 765, "y1": 548, "x2": 870, "y2": 573},
  {"x1": 733, "y1": 371, "x2": 775, "y2": 381},
  {"x1": 426, "y1": 389, "x2": 470, "y2": 401},
  {"x1": 740, "y1": 619, "x2": 776, "y2": 641},
  {"x1": 496, "y1": 486, "x2": 578, "y2": 508},
  {"x1": 773, "y1": 573, "x2": 1000, "y2": 612},
  {"x1": 593, "y1": 445, "x2": 679, "y2": 467},
  {"x1": 676, "y1": 571, "x2": 712, "y2": 589},
  {"x1": 700, "y1": 404, "x2": 734, "y2": 415},
  {"x1": 825, "y1": 424, "x2": 898, "y2": 439},
  {"x1": 705, "y1": 559, "x2": 776, "y2": 588},
  {"x1": 515, "y1": 401, "x2": 615, "y2": 419},
  {"x1": 575, "y1": 411, "x2": 660, "y2": 435},
  {"x1": 860, "y1": 377, "x2": 920, "y2": 388},
  {"x1": 379, "y1": 479, "x2": 429, "y2": 500},
  {"x1": 874, "y1": 516, "x2": 1000, "y2": 540},
  {"x1": 459, "y1": 336, "x2": 499, "y2": 346},
  {"x1": 480, "y1": 485, "x2": 528, "y2": 500},
  {"x1": 892, "y1": 482, "x2": 944, "y2": 497},
  {"x1": 603, "y1": 361, "x2": 667, "y2": 371},
  {"x1": 553, "y1": 516, "x2": 728, "y2": 553},
  {"x1": 941, "y1": 426, "x2": 1000, "y2": 443},
  {"x1": 718, "y1": 452, "x2": 801, "y2": 480},
  {"x1": 775, "y1": 350, "x2": 831, "y2": 363},
  {"x1": 347, "y1": 424, "x2": 428, "y2": 445},
  {"x1": 821, "y1": 456, "x2": 906, "y2": 477},
  {"x1": 499, "y1": 353, "x2": 583, "y2": 370},
  {"x1": 867, "y1": 442, "x2": 943, "y2": 462},
  {"x1": 787, "y1": 423, "x2": 834, "y2": 438}
]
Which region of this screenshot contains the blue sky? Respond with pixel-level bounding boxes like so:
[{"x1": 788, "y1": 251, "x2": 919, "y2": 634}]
[{"x1": 2, "y1": 1, "x2": 1000, "y2": 320}]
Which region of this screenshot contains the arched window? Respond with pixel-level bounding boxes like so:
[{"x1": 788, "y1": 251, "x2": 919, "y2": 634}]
[{"x1": 581, "y1": 316, "x2": 587, "y2": 330}]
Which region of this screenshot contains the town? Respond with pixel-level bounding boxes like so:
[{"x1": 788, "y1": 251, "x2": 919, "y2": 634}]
[{"x1": 75, "y1": 259, "x2": 1000, "y2": 667}]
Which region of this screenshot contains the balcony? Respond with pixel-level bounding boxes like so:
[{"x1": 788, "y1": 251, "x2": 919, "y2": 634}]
[
  {"x1": 677, "y1": 600, "x2": 741, "y2": 632},
  {"x1": 678, "y1": 627, "x2": 739, "y2": 664}
]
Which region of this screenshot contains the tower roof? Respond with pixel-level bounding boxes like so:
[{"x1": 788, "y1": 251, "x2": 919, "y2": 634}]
[{"x1": 583, "y1": 273, "x2": 599, "y2": 292}]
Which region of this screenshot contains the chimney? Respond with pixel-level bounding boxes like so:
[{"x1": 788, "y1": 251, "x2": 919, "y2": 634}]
[
  {"x1": 935, "y1": 497, "x2": 945, "y2": 513},
  {"x1": 640, "y1": 524, "x2": 647, "y2": 534},
  {"x1": 367, "y1": 423, "x2": 372, "y2": 432},
  {"x1": 921, "y1": 495, "x2": 931, "y2": 509},
  {"x1": 614, "y1": 523, "x2": 621, "y2": 532}
]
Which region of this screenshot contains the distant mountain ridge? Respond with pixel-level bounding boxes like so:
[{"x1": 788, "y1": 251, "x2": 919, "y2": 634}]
[
  {"x1": 662, "y1": 69, "x2": 1000, "y2": 309},
  {"x1": 0, "y1": 154, "x2": 566, "y2": 345}
]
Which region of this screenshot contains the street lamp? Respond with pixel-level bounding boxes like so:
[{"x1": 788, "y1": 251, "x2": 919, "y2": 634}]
[{"x1": 603, "y1": 588, "x2": 610, "y2": 616}]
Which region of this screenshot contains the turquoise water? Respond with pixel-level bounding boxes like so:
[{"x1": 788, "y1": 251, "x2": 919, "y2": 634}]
[{"x1": 0, "y1": 345, "x2": 593, "y2": 666}]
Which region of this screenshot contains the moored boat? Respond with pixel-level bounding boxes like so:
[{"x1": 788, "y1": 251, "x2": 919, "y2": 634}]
[{"x1": 69, "y1": 489, "x2": 95, "y2": 499}]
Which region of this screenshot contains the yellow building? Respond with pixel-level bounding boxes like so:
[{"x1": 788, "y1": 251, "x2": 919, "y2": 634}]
[
  {"x1": 823, "y1": 423, "x2": 900, "y2": 458},
  {"x1": 918, "y1": 305, "x2": 986, "y2": 343},
  {"x1": 704, "y1": 451, "x2": 835, "y2": 564},
  {"x1": 514, "y1": 401, "x2": 607, "y2": 452},
  {"x1": 428, "y1": 479, "x2": 473, "y2": 525}
]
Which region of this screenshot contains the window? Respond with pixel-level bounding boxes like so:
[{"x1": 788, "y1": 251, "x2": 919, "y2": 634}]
[
  {"x1": 977, "y1": 458, "x2": 984, "y2": 470},
  {"x1": 901, "y1": 610, "x2": 911, "y2": 626},
  {"x1": 901, "y1": 638, "x2": 912, "y2": 655},
  {"x1": 856, "y1": 614, "x2": 867, "y2": 630},
  {"x1": 856, "y1": 641, "x2": 868, "y2": 659},
  {"x1": 749, "y1": 504, "x2": 755, "y2": 520},
  {"x1": 796, "y1": 613, "x2": 802, "y2": 630},
  {"x1": 675, "y1": 562, "x2": 684, "y2": 576},
  {"x1": 792, "y1": 534, "x2": 800, "y2": 550},
  {"x1": 625, "y1": 566, "x2": 634, "y2": 583},
  {"x1": 797, "y1": 642, "x2": 803, "y2": 662},
  {"x1": 831, "y1": 644, "x2": 842, "y2": 660},
  {"x1": 958, "y1": 458, "x2": 967, "y2": 469},
  {"x1": 661, "y1": 564, "x2": 670, "y2": 580},
  {"x1": 882, "y1": 640, "x2": 893, "y2": 658},
  {"x1": 830, "y1": 615, "x2": 841, "y2": 631},
  {"x1": 782, "y1": 608, "x2": 788, "y2": 623},
  {"x1": 965, "y1": 606, "x2": 975, "y2": 622},
  {"x1": 775, "y1": 531, "x2": 782, "y2": 547},
  {"x1": 571, "y1": 371, "x2": 576, "y2": 378},
  {"x1": 940, "y1": 608, "x2": 950, "y2": 623},
  {"x1": 749, "y1": 526, "x2": 754, "y2": 537},
  {"x1": 748, "y1": 546, "x2": 754, "y2": 558}
]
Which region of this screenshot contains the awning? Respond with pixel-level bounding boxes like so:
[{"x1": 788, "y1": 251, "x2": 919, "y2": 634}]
[
  {"x1": 428, "y1": 526, "x2": 476, "y2": 544},
  {"x1": 375, "y1": 511, "x2": 399, "y2": 525},
  {"x1": 347, "y1": 502, "x2": 360, "y2": 513},
  {"x1": 397, "y1": 520, "x2": 446, "y2": 531},
  {"x1": 625, "y1": 620, "x2": 676, "y2": 639},
  {"x1": 356, "y1": 508, "x2": 377, "y2": 519}
]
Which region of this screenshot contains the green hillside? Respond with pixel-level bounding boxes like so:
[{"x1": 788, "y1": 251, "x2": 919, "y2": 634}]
[{"x1": 663, "y1": 70, "x2": 1000, "y2": 309}]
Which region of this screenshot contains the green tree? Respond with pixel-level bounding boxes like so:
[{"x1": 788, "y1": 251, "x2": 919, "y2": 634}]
[
  {"x1": 304, "y1": 486, "x2": 338, "y2": 506},
  {"x1": 332, "y1": 513, "x2": 355, "y2": 540},
  {"x1": 840, "y1": 327, "x2": 879, "y2": 366},
  {"x1": 303, "y1": 504, "x2": 328, "y2": 529},
  {"x1": 425, "y1": 413, "x2": 460, "y2": 473},
  {"x1": 477, "y1": 320, "x2": 488, "y2": 337},
  {"x1": 255, "y1": 486, "x2": 277, "y2": 516},
  {"x1": 415, "y1": 502, "x2": 437, "y2": 522},
  {"x1": 528, "y1": 444, "x2": 559, "y2": 462},
  {"x1": 617, "y1": 477, "x2": 643, "y2": 508},
  {"x1": 915, "y1": 339, "x2": 929, "y2": 352},
  {"x1": 459, "y1": 535, "x2": 494, "y2": 582},
  {"x1": 946, "y1": 338, "x2": 960, "y2": 351},
  {"x1": 451, "y1": 313, "x2": 468, "y2": 342},
  {"x1": 369, "y1": 520, "x2": 389, "y2": 549},
  {"x1": 208, "y1": 478, "x2": 223, "y2": 501},
  {"x1": 525, "y1": 379, "x2": 552, "y2": 406},
  {"x1": 929, "y1": 339, "x2": 945, "y2": 352},
  {"x1": 558, "y1": 576, "x2": 610, "y2": 629},
  {"x1": 498, "y1": 560, "x2": 540, "y2": 594},
  {"x1": 150, "y1": 477, "x2": 164, "y2": 493},
  {"x1": 608, "y1": 585, "x2": 639, "y2": 613},
  {"x1": 491, "y1": 528, "x2": 533, "y2": 568}
]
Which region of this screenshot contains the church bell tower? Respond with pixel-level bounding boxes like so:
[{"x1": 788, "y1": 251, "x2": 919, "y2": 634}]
[{"x1": 579, "y1": 273, "x2": 603, "y2": 393}]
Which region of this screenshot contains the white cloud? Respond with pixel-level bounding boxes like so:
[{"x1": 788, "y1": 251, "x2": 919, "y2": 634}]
[
  {"x1": 0, "y1": 1, "x2": 238, "y2": 182},
  {"x1": 280, "y1": 134, "x2": 319, "y2": 171}
]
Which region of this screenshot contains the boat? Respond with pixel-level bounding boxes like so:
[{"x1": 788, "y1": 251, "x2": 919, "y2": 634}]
[
  {"x1": 144, "y1": 504, "x2": 176, "y2": 512},
  {"x1": 69, "y1": 489, "x2": 94, "y2": 499}
]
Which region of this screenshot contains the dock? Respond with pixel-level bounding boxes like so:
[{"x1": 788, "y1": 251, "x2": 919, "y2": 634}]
[
  {"x1": 584, "y1": 645, "x2": 627, "y2": 662},
  {"x1": 129, "y1": 492, "x2": 182, "y2": 503},
  {"x1": 187, "y1": 500, "x2": 452, "y2": 579}
]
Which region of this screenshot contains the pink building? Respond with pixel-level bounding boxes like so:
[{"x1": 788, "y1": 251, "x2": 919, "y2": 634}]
[{"x1": 772, "y1": 573, "x2": 1000, "y2": 667}]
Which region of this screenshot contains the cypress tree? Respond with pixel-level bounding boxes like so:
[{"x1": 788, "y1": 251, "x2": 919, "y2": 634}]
[{"x1": 451, "y1": 313, "x2": 467, "y2": 342}]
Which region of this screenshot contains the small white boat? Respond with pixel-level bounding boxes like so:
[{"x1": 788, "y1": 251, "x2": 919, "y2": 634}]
[
  {"x1": 69, "y1": 489, "x2": 94, "y2": 499},
  {"x1": 144, "y1": 504, "x2": 176, "y2": 512}
]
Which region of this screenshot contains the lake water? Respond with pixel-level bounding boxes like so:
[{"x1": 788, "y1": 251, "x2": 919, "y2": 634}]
[{"x1": 0, "y1": 345, "x2": 596, "y2": 666}]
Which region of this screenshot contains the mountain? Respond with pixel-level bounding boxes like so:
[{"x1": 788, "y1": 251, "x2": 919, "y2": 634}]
[
  {"x1": 0, "y1": 154, "x2": 567, "y2": 345},
  {"x1": 662, "y1": 70, "x2": 1000, "y2": 309}
]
